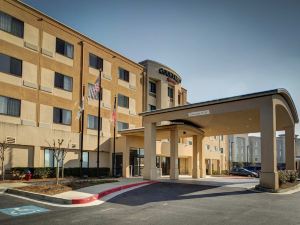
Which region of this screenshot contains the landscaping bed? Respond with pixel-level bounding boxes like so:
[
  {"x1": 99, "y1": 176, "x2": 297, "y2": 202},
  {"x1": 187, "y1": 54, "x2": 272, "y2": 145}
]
[{"x1": 16, "y1": 179, "x2": 118, "y2": 196}]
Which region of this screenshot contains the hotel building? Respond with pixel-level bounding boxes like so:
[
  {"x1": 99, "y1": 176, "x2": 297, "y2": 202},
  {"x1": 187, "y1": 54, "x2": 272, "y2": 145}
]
[{"x1": 0, "y1": 0, "x2": 228, "y2": 178}]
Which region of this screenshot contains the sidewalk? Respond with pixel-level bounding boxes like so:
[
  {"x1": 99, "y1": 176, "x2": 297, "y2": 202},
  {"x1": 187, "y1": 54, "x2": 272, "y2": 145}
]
[
  {"x1": 0, "y1": 182, "x2": 29, "y2": 193},
  {"x1": 4, "y1": 178, "x2": 157, "y2": 206},
  {"x1": 54, "y1": 178, "x2": 147, "y2": 203}
]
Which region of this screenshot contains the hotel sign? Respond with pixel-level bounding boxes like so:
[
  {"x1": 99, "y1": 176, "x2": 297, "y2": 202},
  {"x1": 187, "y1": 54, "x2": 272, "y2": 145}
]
[
  {"x1": 159, "y1": 68, "x2": 182, "y2": 84},
  {"x1": 188, "y1": 110, "x2": 210, "y2": 117}
]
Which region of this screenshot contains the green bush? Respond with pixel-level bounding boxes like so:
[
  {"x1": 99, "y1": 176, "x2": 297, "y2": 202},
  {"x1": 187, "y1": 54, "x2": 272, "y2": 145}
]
[
  {"x1": 278, "y1": 170, "x2": 299, "y2": 185},
  {"x1": 212, "y1": 170, "x2": 219, "y2": 175},
  {"x1": 278, "y1": 170, "x2": 288, "y2": 185},
  {"x1": 221, "y1": 170, "x2": 229, "y2": 175},
  {"x1": 33, "y1": 168, "x2": 51, "y2": 179},
  {"x1": 11, "y1": 167, "x2": 28, "y2": 180},
  {"x1": 10, "y1": 167, "x2": 110, "y2": 179},
  {"x1": 288, "y1": 170, "x2": 298, "y2": 183}
]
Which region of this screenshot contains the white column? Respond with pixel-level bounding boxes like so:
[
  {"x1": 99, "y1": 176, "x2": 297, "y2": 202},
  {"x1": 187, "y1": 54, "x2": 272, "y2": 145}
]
[
  {"x1": 260, "y1": 101, "x2": 279, "y2": 190},
  {"x1": 285, "y1": 126, "x2": 295, "y2": 170},
  {"x1": 192, "y1": 135, "x2": 200, "y2": 179},
  {"x1": 170, "y1": 128, "x2": 179, "y2": 180},
  {"x1": 143, "y1": 122, "x2": 157, "y2": 180}
]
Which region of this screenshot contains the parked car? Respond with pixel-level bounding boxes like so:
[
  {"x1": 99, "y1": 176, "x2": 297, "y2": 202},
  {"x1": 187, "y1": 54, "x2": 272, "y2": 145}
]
[{"x1": 229, "y1": 167, "x2": 259, "y2": 178}]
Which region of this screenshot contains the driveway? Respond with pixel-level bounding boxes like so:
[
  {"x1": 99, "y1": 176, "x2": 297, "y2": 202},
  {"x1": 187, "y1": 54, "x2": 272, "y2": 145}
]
[{"x1": 1, "y1": 181, "x2": 299, "y2": 225}]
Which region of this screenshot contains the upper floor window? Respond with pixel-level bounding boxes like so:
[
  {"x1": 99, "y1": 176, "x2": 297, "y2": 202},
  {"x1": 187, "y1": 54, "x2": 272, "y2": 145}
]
[
  {"x1": 149, "y1": 80, "x2": 156, "y2": 95},
  {"x1": 0, "y1": 53, "x2": 22, "y2": 77},
  {"x1": 0, "y1": 95, "x2": 21, "y2": 117},
  {"x1": 0, "y1": 11, "x2": 24, "y2": 38},
  {"x1": 149, "y1": 104, "x2": 156, "y2": 111},
  {"x1": 118, "y1": 94, "x2": 129, "y2": 108},
  {"x1": 54, "y1": 72, "x2": 73, "y2": 92},
  {"x1": 220, "y1": 148, "x2": 224, "y2": 153},
  {"x1": 117, "y1": 121, "x2": 129, "y2": 131},
  {"x1": 56, "y1": 38, "x2": 74, "y2": 59},
  {"x1": 89, "y1": 53, "x2": 103, "y2": 70},
  {"x1": 53, "y1": 107, "x2": 72, "y2": 125},
  {"x1": 168, "y1": 86, "x2": 174, "y2": 99},
  {"x1": 119, "y1": 68, "x2": 129, "y2": 82},
  {"x1": 88, "y1": 83, "x2": 102, "y2": 100},
  {"x1": 87, "y1": 114, "x2": 102, "y2": 130}
]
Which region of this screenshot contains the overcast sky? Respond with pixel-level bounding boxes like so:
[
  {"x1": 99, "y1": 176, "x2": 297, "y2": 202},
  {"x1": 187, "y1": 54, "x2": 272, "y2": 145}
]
[{"x1": 23, "y1": 0, "x2": 300, "y2": 135}]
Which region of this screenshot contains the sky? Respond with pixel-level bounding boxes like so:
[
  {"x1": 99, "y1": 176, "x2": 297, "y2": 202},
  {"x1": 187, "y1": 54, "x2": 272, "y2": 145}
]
[{"x1": 23, "y1": 0, "x2": 300, "y2": 135}]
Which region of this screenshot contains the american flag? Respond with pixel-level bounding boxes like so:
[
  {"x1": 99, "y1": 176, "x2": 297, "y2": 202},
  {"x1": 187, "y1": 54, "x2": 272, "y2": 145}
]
[{"x1": 88, "y1": 77, "x2": 100, "y2": 100}]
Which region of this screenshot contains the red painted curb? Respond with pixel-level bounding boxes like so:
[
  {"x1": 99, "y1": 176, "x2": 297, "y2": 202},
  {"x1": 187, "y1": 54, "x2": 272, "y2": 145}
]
[{"x1": 71, "y1": 181, "x2": 158, "y2": 204}]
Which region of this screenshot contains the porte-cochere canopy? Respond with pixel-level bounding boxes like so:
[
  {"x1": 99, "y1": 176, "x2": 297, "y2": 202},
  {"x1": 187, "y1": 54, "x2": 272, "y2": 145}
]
[{"x1": 140, "y1": 89, "x2": 298, "y2": 191}]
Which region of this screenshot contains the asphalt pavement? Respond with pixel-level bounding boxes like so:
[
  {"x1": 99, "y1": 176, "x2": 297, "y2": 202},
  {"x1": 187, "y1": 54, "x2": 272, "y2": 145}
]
[{"x1": 0, "y1": 182, "x2": 300, "y2": 225}]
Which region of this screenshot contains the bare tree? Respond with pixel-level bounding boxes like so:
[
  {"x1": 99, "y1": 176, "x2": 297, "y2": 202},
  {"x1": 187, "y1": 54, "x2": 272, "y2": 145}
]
[
  {"x1": 46, "y1": 139, "x2": 64, "y2": 185},
  {"x1": 61, "y1": 140, "x2": 71, "y2": 179},
  {"x1": 0, "y1": 140, "x2": 8, "y2": 181}
]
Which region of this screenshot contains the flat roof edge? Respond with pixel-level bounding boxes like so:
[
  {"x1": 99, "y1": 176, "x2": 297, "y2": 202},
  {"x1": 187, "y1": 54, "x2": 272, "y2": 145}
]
[
  {"x1": 140, "y1": 88, "x2": 299, "y2": 123},
  {"x1": 12, "y1": 0, "x2": 144, "y2": 70}
]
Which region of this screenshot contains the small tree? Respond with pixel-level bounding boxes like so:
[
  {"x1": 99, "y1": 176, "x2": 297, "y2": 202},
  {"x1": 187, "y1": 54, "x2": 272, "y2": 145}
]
[
  {"x1": 61, "y1": 140, "x2": 71, "y2": 179},
  {"x1": 0, "y1": 140, "x2": 8, "y2": 181},
  {"x1": 47, "y1": 139, "x2": 64, "y2": 185}
]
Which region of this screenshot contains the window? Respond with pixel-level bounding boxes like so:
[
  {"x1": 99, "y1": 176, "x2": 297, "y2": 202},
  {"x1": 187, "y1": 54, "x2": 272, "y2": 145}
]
[
  {"x1": 44, "y1": 149, "x2": 54, "y2": 167},
  {"x1": 87, "y1": 115, "x2": 102, "y2": 130},
  {"x1": 117, "y1": 121, "x2": 129, "y2": 131},
  {"x1": 118, "y1": 94, "x2": 129, "y2": 108},
  {"x1": 206, "y1": 145, "x2": 210, "y2": 151},
  {"x1": 220, "y1": 148, "x2": 224, "y2": 153},
  {"x1": 221, "y1": 135, "x2": 224, "y2": 141},
  {"x1": 82, "y1": 152, "x2": 89, "y2": 168},
  {"x1": 0, "y1": 53, "x2": 22, "y2": 77},
  {"x1": 56, "y1": 38, "x2": 74, "y2": 59},
  {"x1": 0, "y1": 11, "x2": 24, "y2": 38},
  {"x1": 54, "y1": 72, "x2": 73, "y2": 91},
  {"x1": 149, "y1": 81, "x2": 156, "y2": 94},
  {"x1": 119, "y1": 68, "x2": 129, "y2": 82},
  {"x1": 168, "y1": 86, "x2": 174, "y2": 99},
  {"x1": 149, "y1": 104, "x2": 156, "y2": 111},
  {"x1": 89, "y1": 53, "x2": 103, "y2": 70},
  {"x1": 0, "y1": 96, "x2": 21, "y2": 117},
  {"x1": 88, "y1": 83, "x2": 102, "y2": 100},
  {"x1": 156, "y1": 156, "x2": 160, "y2": 168},
  {"x1": 53, "y1": 107, "x2": 72, "y2": 125},
  {"x1": 214, "y1": 146, "x2": 218, "y2": 151}
]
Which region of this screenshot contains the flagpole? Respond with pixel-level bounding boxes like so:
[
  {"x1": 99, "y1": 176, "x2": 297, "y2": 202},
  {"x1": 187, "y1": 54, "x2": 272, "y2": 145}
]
[
  {"x1": 113, "y1": 95, "x2": 117, "y2": 177},
  {"x1": 97, "y1": 68, "x2": 102, "y2": 177},
  {"x1": 79, "y1": 41, "x2": 84, "y2": 178}
]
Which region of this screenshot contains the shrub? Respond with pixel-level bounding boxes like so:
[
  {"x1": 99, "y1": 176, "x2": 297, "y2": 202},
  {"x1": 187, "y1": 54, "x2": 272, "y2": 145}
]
[
  {"x1": 278, "y1": 170, "x2": 288, "y2": 185},
  {"x1": 10, "y1": 167, "x2": 110, "y2": 179},
  {"x1": 212, "y1": 170, "x2": 219, "y2": 175},
  {"x1": 221, "y1": 170, "x2": 229, "y2": 175},
  {"x1": 33, "y1": 168, "x2": 51, "y2": 179},
  {"x1": 278, "y1": 170, "x2": 299, "y2": 185},
  {"x1": 11, "y1": 167, "x2": 28, "y2": 180},
  {"x1": 288, "y1": 170, "x2": 298, "y2": 183}
]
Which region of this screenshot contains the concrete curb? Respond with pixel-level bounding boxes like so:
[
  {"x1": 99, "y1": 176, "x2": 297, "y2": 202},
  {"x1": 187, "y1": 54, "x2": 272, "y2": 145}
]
[
  {"x1": 6, "y1": 180, "x2": 158, "y2": 205},
  {"x1": 254, "y1": 183, "x2": 300, "y2": 193}
]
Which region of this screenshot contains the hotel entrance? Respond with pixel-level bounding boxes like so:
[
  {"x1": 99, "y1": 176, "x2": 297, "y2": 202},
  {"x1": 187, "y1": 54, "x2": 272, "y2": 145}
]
[{"x1": 129, "y1": 148, "x2": 144, "y2": 177}]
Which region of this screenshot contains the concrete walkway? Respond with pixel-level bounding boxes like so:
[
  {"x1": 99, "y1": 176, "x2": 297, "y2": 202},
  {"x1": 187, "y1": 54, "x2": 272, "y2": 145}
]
[
  {"x1": 53, "y1": 178, "x2": 145, "y2": 200},
  {"x1": 0, "y1": 182, "x2": 29, "y2": 193}
]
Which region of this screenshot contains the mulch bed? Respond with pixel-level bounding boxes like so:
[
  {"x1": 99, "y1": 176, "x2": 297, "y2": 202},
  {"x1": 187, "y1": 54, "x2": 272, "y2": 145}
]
[
  {"x1": 279, "y1": 181, "x2": 299, "y2": 189},
  {"x1": 16, "y1": 179, "x2": 118, "y2": 196}
]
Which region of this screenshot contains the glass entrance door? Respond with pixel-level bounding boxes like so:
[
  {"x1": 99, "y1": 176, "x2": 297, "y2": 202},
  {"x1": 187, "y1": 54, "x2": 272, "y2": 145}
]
[
  {"x1": 161, "y1": 156, "x2": 170, "y2": 175},
  {"x1": 129, "y1": 148, "x2": 144, "y2": 176}
]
